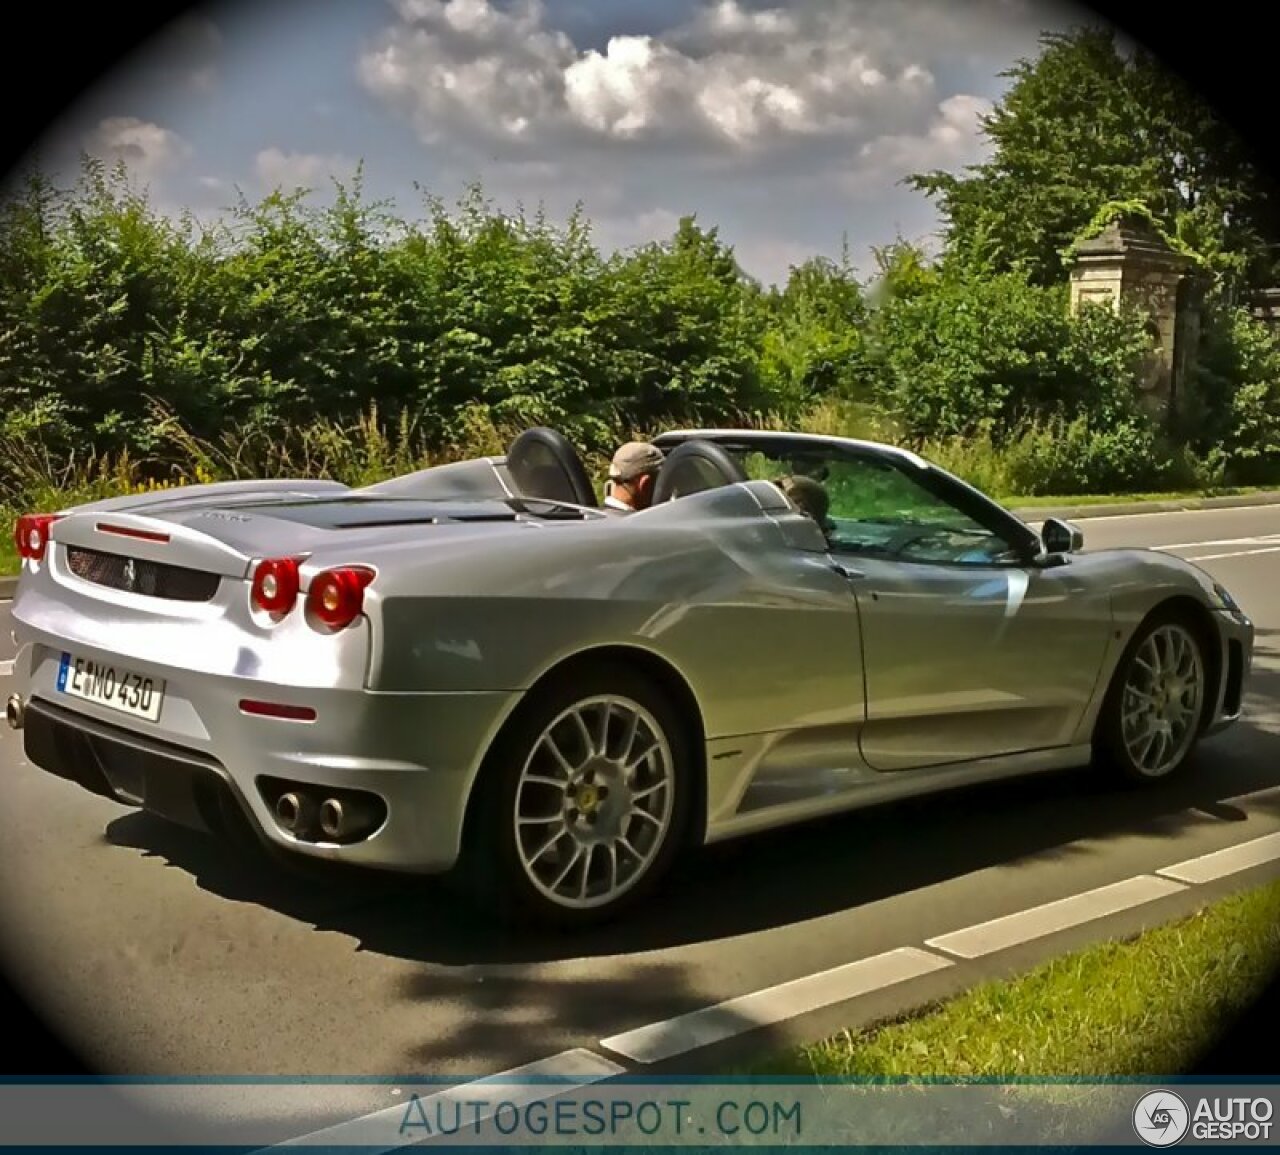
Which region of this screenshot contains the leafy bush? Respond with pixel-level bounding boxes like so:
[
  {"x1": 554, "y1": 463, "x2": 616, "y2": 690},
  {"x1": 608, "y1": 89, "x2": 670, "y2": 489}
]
[
  {"x1": 2, "y1": 154, "x2": 1280, "y2": 521},
  {"x1": 867, "y1": 270, "x2": 1154, "y2": 442},
  {"x1": 1185, "y1": 304, "x2": 1280, "y2": 483}
]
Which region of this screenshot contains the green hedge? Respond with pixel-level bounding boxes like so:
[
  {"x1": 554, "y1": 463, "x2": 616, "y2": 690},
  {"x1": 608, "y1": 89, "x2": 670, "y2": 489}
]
[{"x1": 2, "y1": 161, "x2": 1279, "y2": 504}]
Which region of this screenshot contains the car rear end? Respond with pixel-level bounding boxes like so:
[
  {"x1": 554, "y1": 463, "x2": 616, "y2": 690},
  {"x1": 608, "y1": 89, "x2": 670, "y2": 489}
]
[{"x1": 7, "y1": 506, "x2": 520, "y2": 873}]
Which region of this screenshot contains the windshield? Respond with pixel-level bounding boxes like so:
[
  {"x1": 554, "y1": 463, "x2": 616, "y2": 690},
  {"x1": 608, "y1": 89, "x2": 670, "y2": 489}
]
[{"x1": 721, "y1": 445, "x2": 1022, "y2": 566}]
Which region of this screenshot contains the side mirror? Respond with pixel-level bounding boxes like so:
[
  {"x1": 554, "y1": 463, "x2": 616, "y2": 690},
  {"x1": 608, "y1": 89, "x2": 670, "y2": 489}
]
[{"x1": 1041, "y1": 517, "x2": 1084, "y2": 556}]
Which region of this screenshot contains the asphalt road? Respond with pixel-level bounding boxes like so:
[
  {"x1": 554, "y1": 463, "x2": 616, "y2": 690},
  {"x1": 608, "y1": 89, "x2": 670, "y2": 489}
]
[{"x1": 1, "y1": 504, "x2": 1279, "y2": 1116}]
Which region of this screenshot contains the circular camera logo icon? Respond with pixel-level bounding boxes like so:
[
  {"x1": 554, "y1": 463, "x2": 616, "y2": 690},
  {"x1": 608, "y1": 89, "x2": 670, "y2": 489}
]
[{"x1": 1133, "y1": 1090, "x2": 1190, "y2": 1147}]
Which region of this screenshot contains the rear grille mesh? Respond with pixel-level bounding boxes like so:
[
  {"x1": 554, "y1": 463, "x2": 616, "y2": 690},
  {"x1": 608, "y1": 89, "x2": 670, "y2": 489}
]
[{"x1": 64, "y1": 546, "x2": 221, "y2": 602}]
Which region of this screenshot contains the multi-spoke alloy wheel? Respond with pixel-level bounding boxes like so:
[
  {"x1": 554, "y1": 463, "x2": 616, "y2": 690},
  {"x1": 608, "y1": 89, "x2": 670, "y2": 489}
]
[
  {"x1": 463, "y1": 662, "x2": 692, "y2": 927},
  {"x1": 1097, "y1": 613, "x2": 1209, "y2": 784},
  {"x1": 514, "y1": 695, "x2": 675, "y2": 910},
  {"x1": 1119, "y1": 623, "x2": 1205, "y2": 778}
]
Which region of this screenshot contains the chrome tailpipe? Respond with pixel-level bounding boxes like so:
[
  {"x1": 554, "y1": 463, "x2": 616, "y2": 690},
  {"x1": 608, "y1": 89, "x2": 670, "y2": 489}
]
[
  {"x1": 318, "y1": 796, "x2": 382, "y2": 841},
  {"x1": 319, "y1": 798, "x2": 348, "y2": 840},
  {"x1": 5, "y1": 694, "x2": 24, "y2": 731},
  {"x1": 275, "y1": 791, "x2": 317, "y2": 835}
]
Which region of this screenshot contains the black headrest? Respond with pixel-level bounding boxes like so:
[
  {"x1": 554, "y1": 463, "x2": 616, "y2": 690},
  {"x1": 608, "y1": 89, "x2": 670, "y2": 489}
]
[
  {"x1": 505, "y1": 427, "x2": 597, "y2": 508},
  {"x1": 652, "y1": 439, "x2": 748, "y2": 504}
]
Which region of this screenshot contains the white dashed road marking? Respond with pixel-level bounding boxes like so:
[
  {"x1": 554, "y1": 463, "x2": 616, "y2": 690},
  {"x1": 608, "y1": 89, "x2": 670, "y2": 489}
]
[
  {"x1": 1182, "y1": 545, "x2": 1280, "y2": 562},
  {"x1": 923, "y1": 875, "x2": 1189, "y2": 960},
  {"x1": 1156, "y1": 832, "x2": 1280, "y2": 885},
  {"x1": 599, "y1": 947, "x2": 953, "y2": 1065},
  {"x1": 0, "y1": 660, "x2": 13, "y2": 677}
]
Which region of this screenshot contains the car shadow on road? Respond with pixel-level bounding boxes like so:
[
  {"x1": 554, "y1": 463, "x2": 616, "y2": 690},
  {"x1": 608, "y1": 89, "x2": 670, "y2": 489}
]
[{"x1": 102, "y1": 654, "x2": 1280, "y2": 971}]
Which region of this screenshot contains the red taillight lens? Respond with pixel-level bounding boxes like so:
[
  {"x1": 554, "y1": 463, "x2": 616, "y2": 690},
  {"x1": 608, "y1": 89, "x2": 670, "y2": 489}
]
[
  {"x1": 251, "y1": 557, "x2": 301, "y2": 615},
  {"x1": 306, "y1": 566, "x2": 375, "y2": 629},
  {"x1": 14, "y1": 514, "x2": 62, "y2": 562}
]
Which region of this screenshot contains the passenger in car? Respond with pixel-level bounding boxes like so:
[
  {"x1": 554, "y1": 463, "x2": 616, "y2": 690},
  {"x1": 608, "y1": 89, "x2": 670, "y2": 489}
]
[
  {"x1": 604, "y1": 441, "x2": 665, "y2": 512},
  {"x1": 777, "y1": 474, "x2": 834, "y2": 541}
]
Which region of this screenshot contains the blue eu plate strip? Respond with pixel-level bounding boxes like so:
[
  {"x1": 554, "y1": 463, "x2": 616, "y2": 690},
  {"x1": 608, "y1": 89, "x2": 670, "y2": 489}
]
[{"x1": 57, "y1": 652, "x2": 71, "y2": 691}]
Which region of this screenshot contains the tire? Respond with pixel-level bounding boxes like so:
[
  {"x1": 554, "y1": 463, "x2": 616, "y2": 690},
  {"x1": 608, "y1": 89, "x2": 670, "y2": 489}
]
[
  {"x1": 459, "y1": 659, "x2": 695, "y2": 930},
  {"x1": 1092, "y1": 608, "x2": 1212, "y2": 786}
]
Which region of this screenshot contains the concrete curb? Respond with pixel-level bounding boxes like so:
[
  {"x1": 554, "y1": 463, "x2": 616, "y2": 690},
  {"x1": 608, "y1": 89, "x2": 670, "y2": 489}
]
[
  {"x1": 1011, "y1": 491, "x2": 1280, "y2": 523},
  {"x1": 0, "y1": 576, "x2": 16, "y2": 600}
]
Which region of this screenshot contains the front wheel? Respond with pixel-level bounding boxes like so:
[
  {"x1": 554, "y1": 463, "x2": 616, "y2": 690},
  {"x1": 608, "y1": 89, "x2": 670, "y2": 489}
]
[
  {"x1": 1094, "y1": 613, "x2": 1210, "y2": 784},
  {"x1": 461, "y1": 662, "x2": 694, "y2": 928}
]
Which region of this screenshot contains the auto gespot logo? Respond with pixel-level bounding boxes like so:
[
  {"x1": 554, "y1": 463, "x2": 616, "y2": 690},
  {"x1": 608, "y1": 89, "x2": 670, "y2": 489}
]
[{"x1": 1133, "y1": 1089, "x2": 1275, "y2": 1146}]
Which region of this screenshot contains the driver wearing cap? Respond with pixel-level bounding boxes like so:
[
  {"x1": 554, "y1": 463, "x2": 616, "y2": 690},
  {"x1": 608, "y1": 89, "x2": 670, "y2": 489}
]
[{"x1": 604, "y1": 440, "x2": 665, "y2": 512}]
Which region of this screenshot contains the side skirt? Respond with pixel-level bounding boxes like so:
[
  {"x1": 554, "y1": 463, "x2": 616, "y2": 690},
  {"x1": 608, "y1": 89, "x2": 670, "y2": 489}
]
[{"x1": 702, "y1": 744, "x2": 1093, "y2": 845}]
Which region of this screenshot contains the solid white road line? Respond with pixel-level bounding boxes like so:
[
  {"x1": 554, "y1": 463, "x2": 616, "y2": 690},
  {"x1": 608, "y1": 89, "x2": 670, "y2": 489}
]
[
  {"x1": 1070, "y1": 504, "x2": 1280, "y2": 527},
  {"x1": 1073, "y1": 503, "x2": 1280, "y2": 523},
  {"x1": 1182, "y1": 545, "x2": 1280, "y2": 562},
  {"x1": 1148, "y1": 534, "x2": 1280, "y2": 550},
  {"x1": 0, "y1": 660, "x2": 12, "y2": 677},
  {"x1": 1156, "y1": 832, "x2": 1280, "y2": 886},
  {"x1": 272, "y1": 1048, "x2": 625, "y2": 1151},
  {"x1": 599, "y1": 947, "x2": 952, "y2": 1065},
  {"x1": 923, "y1": 875, "x2": 1189, "y2": 960}
]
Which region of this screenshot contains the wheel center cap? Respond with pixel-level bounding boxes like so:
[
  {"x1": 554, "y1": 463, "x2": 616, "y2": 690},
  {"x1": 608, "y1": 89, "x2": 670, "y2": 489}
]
[{"x1": 576, "y1": 783, "x2": 600, "y2": 813}]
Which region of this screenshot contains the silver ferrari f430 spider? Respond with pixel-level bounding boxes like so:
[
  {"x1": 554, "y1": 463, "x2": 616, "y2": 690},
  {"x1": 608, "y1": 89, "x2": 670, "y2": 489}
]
[{"x1": 6, "y1": 427, "x2": 1254, "y2": 926}]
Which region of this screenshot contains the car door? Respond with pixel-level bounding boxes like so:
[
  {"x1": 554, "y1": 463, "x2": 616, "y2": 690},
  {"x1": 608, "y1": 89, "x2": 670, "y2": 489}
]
[{"x1": 815, "y1": 457, "x2": 1114, "y2": 771}]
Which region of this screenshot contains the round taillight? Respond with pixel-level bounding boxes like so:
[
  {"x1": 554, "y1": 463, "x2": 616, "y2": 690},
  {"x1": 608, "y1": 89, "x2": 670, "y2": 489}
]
[
  {"x1": 14, "y1": 513, "x2": 60, "y2": 562},
  {"x1": 306, "y1": 567, "x2": 374, "y2": 629},
  {"x1": 251, "y1": 557, "x2": 301, "y2": 615}
]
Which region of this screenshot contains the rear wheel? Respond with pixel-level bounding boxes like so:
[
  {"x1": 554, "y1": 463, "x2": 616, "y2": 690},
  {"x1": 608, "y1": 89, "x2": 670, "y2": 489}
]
[
  {"x1": 1094, "y1": 612, "x2": 1210, "y2": 784},
  {"x1": 461, "y1": 661, "x2": 694, "y2": 929}
]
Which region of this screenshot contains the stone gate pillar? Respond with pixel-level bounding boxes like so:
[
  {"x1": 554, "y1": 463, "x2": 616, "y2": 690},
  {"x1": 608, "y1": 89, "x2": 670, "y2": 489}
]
[{"x1": 1068, "y1": 213, "x2": 1200, "y2": 415}]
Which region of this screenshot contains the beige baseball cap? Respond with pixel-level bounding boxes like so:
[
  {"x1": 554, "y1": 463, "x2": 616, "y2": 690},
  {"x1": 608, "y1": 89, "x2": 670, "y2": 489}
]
[{"x1": 608, "y1": 440, "x2": 665, "y2": 482}]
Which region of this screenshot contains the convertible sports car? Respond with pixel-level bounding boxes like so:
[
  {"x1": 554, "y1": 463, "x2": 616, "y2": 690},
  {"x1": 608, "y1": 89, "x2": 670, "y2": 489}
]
[{"x1": 6, "y1": 426, "x2": 1255, "y2": 926}]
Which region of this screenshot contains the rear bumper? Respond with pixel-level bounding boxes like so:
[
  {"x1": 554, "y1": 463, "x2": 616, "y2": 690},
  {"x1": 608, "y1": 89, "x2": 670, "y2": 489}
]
[
  {"x1": 10, "y1": 636, "x2": 522, "y2": 873},
  {"x1": 22, "y1": 696, "x2": 239, "y2": 834}
]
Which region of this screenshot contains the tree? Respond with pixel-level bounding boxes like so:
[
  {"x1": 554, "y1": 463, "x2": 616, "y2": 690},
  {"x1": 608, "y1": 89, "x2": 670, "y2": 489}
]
[
  {"x1": 759, "y1": 246, "x2": 872, "y2": 409},
  {"x1": 909, "y1": 26, "x2": 1279, "y2": 293}
]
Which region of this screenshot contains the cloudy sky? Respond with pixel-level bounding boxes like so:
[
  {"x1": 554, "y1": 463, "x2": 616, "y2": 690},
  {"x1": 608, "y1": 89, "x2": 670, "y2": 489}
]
[{"x1": 24, "y1": 0, "x2": 1094, "y2": 285}]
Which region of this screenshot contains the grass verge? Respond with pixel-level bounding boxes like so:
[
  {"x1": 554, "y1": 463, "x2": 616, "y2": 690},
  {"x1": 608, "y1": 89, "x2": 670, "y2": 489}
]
[
  {"x1": 3, "y1": 399, "x2": 1279, "y2": 577},
  {"x1": 746, "y1": 879, "x2": 1280, "y2": 1078},
  {"x1": 1004, "y1": 486, "x2": 1278, "y2": 509}
]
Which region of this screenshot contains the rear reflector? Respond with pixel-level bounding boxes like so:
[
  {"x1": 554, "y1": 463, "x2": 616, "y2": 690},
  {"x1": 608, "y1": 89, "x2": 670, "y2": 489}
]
[
  {"x1": 96, "y1": 523, "x2": 172, "y2": 544},
  {"x1": 238, "y1": 700, "x2": 317, "y2": 721}
]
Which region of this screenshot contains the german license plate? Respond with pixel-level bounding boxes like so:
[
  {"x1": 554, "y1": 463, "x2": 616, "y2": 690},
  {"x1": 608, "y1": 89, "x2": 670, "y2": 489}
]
[{"x1": 56, "y1": 652, "x2": 166, "y2": 723}]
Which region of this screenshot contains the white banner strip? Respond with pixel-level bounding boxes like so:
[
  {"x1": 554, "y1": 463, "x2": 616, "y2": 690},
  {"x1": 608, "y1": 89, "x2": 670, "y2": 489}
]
[{"x1": 0, "y1": 1080, "x2": 1277, "y2": 1147}]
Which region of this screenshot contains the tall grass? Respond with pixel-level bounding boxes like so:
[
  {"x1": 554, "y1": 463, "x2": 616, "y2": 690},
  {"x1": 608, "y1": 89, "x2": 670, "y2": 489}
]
[{"x1": 0, "y1": 398, "x2": 1237, "y2": 575}]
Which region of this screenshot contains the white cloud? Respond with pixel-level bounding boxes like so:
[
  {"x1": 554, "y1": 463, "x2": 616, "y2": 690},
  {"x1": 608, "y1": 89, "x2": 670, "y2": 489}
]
[
  {"x1": 254, "y1": 148, "x2": 359, "y2": 192},
  {"x1": 851, "y1": 93, "x2": 995, "y2": 192},
  {"x1": 85, "y1": 117, "x2": 192, "y2": 182},
  {"x1": 358, "y1": 0, "x2": 576, "y2": 145},
  {"x1": 349, "y1": 0, "x2": 1085, "y2": 285},
  {"x1": 360, "y1": 0, "x2": 950, "y2": 151}
]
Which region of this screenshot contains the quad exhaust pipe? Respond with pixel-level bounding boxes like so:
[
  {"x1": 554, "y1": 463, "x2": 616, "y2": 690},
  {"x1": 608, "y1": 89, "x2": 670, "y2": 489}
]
[
  {"x1": 5, "y1": 694, "x2": 24, "y2": 731},
  {"x1": 319, "y1": 796, "x2": 382, "y2": 840},
  {"x1": 271, "y1": 786, "x2": 384, "y2": 842},
  {"x1": 274, "y1": 791, "x2": 317, "y2": 834}
]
